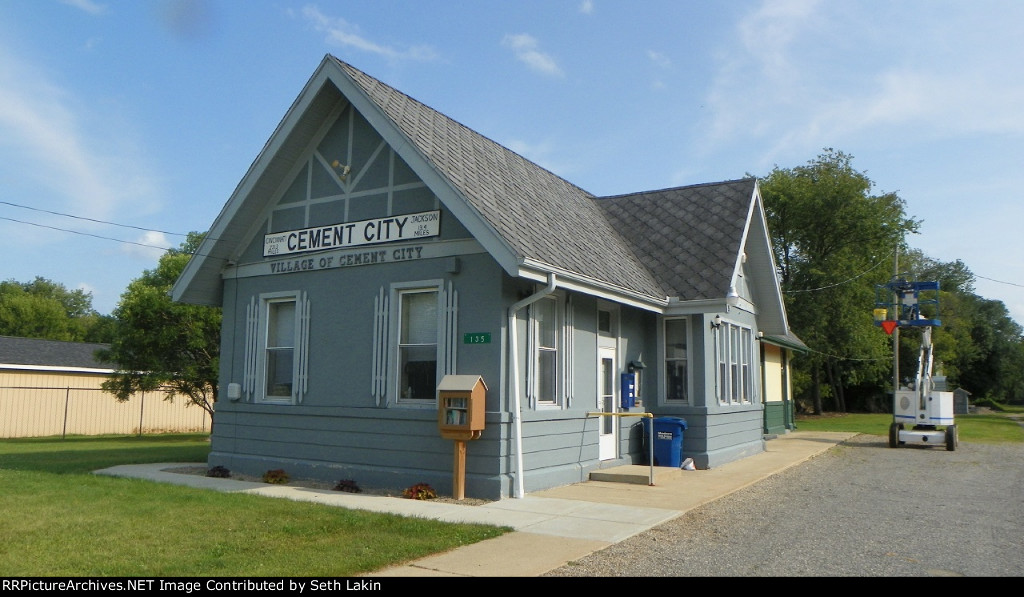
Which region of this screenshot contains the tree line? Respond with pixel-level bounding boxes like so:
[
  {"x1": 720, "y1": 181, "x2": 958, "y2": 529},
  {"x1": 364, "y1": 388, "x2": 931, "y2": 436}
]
[
  {"x1": 3, "y1": 149, "x2": 1022, "y2": 414},
  {"x1": 760, "y1": 148, "x2": 1024, "y2": 412}
]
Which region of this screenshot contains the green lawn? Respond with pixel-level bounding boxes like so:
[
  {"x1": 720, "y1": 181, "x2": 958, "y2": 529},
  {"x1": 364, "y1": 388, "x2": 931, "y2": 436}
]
[
  {"x1": 4, "y1": 409, "x2": 1019, "y2": 576},
  {"x1": 794, "y1": 408, "x2": 1024, "y2": 444},
  {"x1": 0, "y1": 434, "x2": 509, "y2": 576}
]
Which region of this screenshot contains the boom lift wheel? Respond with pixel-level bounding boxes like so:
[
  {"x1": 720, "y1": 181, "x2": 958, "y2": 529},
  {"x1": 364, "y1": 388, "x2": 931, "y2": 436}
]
[
  {"x1": 888, "y1": 422, "x2": 904, "y2": 448},
  {"x1": 945, "y1": 424, "x2": 958, "y2": 452}
]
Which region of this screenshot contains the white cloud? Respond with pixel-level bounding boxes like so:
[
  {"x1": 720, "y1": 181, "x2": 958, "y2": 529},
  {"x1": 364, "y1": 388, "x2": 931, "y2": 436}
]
[
  {"x1": 118, "y1": 230, "x2": 171, "y2": 262},
  {"x1": 302, "y1": 5, "x2": 438, "y2": 62},
  {"x1": 0, "y1": 45, "x2": 158, "y2": 226},
  {"x1": 60, "y1": 0, "x2": 106, "y2": 15},
  {"x1": 704, "y1": 0, "x2": 1024, "y2": 155},
  {"x1": 502, "y1": 34, "x2": 564, "y2": 77},
  {"x1": 579, "y1": 0, "x2": 594, "y2": 15},
  {"x1": 647, "y1": 50, "x2": 672, "y2": 69}
]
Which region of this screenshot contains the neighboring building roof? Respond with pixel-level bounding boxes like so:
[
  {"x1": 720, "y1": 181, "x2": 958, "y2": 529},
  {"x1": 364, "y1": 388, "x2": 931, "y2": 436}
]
[{"x1": 0, "y1": 336, "x2": 112, "y2": 373}]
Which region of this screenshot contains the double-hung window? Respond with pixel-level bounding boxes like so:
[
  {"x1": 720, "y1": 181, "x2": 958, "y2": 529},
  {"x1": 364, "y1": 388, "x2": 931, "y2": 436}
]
[
  {"x1": 531, "y1": 294, "x2": 563, "y2": 407},
  {"x1": 265, "y1": 299, "x2": 296, "y2": 400},
  {"x1": 716, "y1": 320, "x2": 755, "y2": 404},
  {"x1": 396, "y1": 286, "x2": 439, "y2": 403},
  {"x1": 664, "y1": 318, "x2": 689, "y2": 403},
  {"x1": 372, "y1": 280, "x2": 456, "y2": 407},
  {"x1": 246, "y1": 291, "x2": 309, "y2": 404}
]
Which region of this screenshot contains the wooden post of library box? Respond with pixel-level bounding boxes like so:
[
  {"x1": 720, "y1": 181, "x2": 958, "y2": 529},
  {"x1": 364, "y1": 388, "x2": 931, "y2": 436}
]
[{"x1": 437, "y1": 375, "x2": 487, "y2": 500}]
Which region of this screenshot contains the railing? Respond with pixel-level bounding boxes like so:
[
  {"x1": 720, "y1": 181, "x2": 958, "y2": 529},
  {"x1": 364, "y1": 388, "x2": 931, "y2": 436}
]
[{"x1": 586, "y1": 411, "x2": 655, "y2": 486}]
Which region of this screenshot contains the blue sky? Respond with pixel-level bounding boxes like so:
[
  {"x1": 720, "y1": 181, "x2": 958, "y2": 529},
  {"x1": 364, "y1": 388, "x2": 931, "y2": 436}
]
[{"x1": 1, "y1": 0, "x2": 1022, "y2": 326}]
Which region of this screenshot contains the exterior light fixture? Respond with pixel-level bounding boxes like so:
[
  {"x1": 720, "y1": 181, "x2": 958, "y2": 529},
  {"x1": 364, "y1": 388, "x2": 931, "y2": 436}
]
[
  {"x1": 726, "y1": 287, "x2": 740, "y2": 307},
  {"x1": 331, "y1": 160, "x2": 351, "y2": 182}
]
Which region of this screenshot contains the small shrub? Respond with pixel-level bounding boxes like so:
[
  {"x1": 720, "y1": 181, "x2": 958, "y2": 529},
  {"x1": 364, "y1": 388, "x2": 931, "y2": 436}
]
[
  {"x1": 262, "y1": 469, "x2": 289, "y2": 484},
  {"x1": 403, "y1": 482, "x2": 437, "y2": 500},
  {"x1": 333, "y1": 479, "x2": 362, "y2": 493},
  {"x1": 206, "y1": 465, "x2": 231, "y2": 478}
]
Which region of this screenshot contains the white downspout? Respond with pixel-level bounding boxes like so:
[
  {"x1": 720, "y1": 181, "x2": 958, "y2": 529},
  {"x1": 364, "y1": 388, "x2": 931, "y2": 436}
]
[{"x1": 508, "y1": 272, "x2": 556, "y2": 499}]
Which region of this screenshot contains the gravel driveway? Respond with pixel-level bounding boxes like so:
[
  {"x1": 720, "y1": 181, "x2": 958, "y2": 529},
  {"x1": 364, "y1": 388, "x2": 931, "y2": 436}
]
[{"x1": 543, "y1": 434, "x2": 1024, "y2": 577}]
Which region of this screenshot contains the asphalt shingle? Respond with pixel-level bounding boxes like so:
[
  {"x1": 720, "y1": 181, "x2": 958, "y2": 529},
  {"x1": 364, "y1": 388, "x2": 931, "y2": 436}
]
[{"x1": 0, "y1": 336, "x2": 110, "y2": 370}]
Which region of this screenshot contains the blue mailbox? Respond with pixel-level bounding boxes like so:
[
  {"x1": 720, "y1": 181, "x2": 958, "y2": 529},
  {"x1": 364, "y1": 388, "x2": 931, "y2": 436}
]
[{"x1": 620, "y1": 372, "x2": 636, "y2": 408}]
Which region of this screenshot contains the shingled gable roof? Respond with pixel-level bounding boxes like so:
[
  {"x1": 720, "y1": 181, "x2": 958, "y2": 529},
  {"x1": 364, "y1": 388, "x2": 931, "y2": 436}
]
[
  {"x1": 172, "y1": 55, "x2": 669, "y2": 309},
  {"x1": 332, "y1": 57, "x2": 672, "y2": 305},
  {"x1": 597, "y1": 178, "x2": 797, "y2": 340},
  {"x1": 0, "y1": 336, "x2": 112, "y2": 372},
  {"x1": 596, "y1": 179, "x2": 755, "y2": 301},
  {"x1": 175, "y1": 55, "x2": 786, "y2": 316}
]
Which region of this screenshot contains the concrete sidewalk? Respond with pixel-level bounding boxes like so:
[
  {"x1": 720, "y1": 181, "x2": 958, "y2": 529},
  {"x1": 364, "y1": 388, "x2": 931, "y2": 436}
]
[{"x1": 95, "y1": 430, "x2": 856, "y2": 577}]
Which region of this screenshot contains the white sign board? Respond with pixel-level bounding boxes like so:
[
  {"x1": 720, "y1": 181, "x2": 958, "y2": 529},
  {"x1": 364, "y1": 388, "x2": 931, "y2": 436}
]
[{"x1": 263, "y1": 210, "x2": 440, "y2": 257}]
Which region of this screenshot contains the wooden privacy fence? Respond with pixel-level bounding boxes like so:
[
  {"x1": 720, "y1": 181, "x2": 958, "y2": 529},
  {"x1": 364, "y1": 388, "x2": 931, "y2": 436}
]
[{"x1": 0, "y1": 382, "x2": 211, "y2": 439}]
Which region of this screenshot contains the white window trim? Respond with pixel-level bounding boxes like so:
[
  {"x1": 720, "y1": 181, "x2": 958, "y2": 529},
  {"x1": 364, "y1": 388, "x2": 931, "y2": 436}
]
[
  {"x1": 389, "y1": 279, "x2": 447, "y2": 407},
  {"x1": 716, "y1": 319, "x2": 757, "y2": 405},
  {"x1": 662, "y1": 316, "x2": 692, "y2": 404},
  {"x1": 528, "y1": 291, "x2": 567, "y2": 409},
  {"x1": 250, "y1": 290, "x2": 309, "y2": 405},
  {"x1": 597, "y1": 301, "x2": 619, "y2": 407}
]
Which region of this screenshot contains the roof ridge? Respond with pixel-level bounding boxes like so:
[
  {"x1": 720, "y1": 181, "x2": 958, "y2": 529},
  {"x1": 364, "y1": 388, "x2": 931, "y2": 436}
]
[
  {"x1": 597, "y1": 177, "x2": 756, "y2": 201},
  {"x1": 329, "y1": 55, "x2": 595, "y2": 198},
  {"x1": 0, "y1": 334, "x2": 109, "y2": 347}
]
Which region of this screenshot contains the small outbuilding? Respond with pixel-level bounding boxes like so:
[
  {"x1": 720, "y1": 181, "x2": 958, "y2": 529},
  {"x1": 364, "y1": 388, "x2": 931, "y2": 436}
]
[{"x1": 0, "y1": 335, "x2": 210, "y2": 437}]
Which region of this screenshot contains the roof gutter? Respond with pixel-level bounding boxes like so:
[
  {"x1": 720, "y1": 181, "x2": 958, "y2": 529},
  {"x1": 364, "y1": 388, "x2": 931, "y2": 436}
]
[{"x1": 508, "y1": 271, "x2": 556, "y2": 499}]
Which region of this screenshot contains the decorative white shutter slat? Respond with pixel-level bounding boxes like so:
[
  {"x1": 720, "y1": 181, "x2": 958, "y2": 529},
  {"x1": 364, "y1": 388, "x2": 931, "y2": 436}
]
[
  {"x1": 371, "y1": 286, "x2": 389, "y2": 406},
  {"x1": 243, "y1": 296, "x2": 258, "y2": 401}
]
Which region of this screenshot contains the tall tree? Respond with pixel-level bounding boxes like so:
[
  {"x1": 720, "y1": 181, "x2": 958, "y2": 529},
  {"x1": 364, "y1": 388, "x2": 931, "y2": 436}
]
[
  {"x1": 759, "y1": 149, "x2": 920, "y2": 413},
  {"x1": 97, "y1": 233, "x2": 220, "y2": 420},
  {"x1": 895, "y1": 249, "x2": 1024, "y2": 404},
  {"x1": 0, "y1": 276, "x2": 113, "y2": 342}
]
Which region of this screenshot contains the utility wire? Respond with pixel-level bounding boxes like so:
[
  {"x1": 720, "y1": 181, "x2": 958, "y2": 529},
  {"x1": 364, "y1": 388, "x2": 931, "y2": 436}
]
[
  {"x1": 0, "y1": 216, "x2": 179, "y2": 252},
  {"x1": 783, "y1": 247, "x2": 897, "y2": 294},
  {"x1": 976, "y1": 275, "x2": 1024, "y2": 289},
  {"x1": 0, "y1": 200, "x2": 191, "y2": 237},
  {"x1": 3, "y1": 201, "x2": 1023, "y2": 292}
]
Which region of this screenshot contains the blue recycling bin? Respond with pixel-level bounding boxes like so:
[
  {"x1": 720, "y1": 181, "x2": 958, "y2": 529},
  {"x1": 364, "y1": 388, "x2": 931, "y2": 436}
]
[{"x1": 642, "y1": 416, "x2": 687, "y2": 467}]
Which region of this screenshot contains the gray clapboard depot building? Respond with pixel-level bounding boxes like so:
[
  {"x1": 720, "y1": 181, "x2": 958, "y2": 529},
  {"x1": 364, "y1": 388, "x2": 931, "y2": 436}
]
[{"x1": 171, "y1": 55, "x2": 807, "y2": 500}]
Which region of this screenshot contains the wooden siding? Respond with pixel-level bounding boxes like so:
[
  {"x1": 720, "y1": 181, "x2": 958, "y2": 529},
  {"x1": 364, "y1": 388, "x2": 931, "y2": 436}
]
[
  {"x1": 763, "y1": 344, "x2": 784, "y2": 402},
  {"x1": 0, "y1": 370, "x2": 210, "y2": 438}
]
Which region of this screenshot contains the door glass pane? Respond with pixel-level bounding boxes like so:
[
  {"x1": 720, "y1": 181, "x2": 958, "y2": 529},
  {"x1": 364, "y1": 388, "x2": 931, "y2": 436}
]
[{"x1": 601, "y1": 357, "x2": 614, "y2": 434}]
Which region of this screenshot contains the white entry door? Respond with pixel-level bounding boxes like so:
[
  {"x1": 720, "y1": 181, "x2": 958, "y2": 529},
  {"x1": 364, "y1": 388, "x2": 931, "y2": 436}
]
[{"x1": 598, "y1": 345, "x2": 617, "y2": 460}]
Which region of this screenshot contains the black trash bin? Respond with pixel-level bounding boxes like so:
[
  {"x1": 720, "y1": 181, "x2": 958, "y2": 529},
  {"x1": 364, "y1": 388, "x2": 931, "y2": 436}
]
[{"x1": 642, "y1": 416, "x2": 688, "y2": 467}]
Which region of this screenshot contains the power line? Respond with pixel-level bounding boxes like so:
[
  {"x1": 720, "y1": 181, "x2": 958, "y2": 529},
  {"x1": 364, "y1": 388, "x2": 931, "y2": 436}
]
[
  {"x1": 976, "y1": 275, "x2": 1024, "y2": 289},
  {"x1": 0, "y1": 216, "x2": 178, "y2": 252},
  {"x1": 783, "y1": 247, "x2": 896, "y2": 294},
  {"x1": 0, "y1": 200, "x2": 191, "y2": 237}
]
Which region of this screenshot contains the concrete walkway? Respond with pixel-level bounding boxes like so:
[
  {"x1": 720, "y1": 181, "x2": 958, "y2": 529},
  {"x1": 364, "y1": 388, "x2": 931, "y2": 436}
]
[{"x1": 95, "y1": 430, "x2": 856, "y2": 577}]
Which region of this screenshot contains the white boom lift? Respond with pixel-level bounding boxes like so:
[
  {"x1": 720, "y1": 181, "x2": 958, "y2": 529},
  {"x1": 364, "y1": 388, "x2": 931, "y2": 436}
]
[{"x1": 875, "y1": 278, "x2": 958, "y2": 451}]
